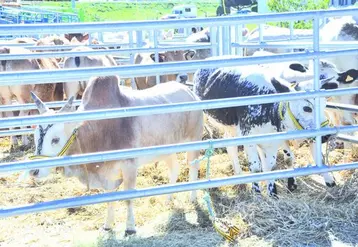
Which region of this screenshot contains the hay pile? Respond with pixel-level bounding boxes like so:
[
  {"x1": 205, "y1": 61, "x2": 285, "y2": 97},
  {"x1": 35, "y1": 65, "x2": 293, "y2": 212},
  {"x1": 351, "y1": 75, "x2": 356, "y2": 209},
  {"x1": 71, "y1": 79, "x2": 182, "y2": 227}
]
[{"x1": 1, "y1": 129, "x2": 358, "y2": 247}]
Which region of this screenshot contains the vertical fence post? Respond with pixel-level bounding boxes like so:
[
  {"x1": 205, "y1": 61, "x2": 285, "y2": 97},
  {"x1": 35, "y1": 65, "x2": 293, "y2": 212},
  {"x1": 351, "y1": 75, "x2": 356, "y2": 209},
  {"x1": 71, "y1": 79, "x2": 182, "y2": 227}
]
[
  {"x1": 313, "y1": 15, "x2": 323, "y2": 167},
  {"x1": 210, "y1": 26, "x2": 218, "y2": 57},
  {"x1": 153, "y1": 29, "x2": 160, "y2": 85},
  {"x1": 128, "y1": 30, "x2": 134, "y2": 87},
  {"x1": 222, "y1": 25, "x2": 230, "y2": 55},
  {"x1": 289, "y1": 21, "x2": 294, "y2": 52},
  {"x1": 217, "y1": 25, "x2": 223, "y2": 56},
  {"x1": 131, "y1": 30, "x2": 143, "y2": 90},
  {"x1": 233, "y1": 24, "x2": 243, "y2": 56}
]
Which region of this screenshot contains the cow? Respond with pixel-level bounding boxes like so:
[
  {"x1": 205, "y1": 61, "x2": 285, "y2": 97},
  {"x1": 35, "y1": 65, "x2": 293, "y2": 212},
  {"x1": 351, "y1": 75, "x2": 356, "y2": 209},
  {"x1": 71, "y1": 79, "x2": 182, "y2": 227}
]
[
  {"x1": 25, "y1": 76, "x2": 203, "y2": 235},
  {"x1": 320, "y1": 15, "x2": 358, "y2": 149},
  {"x1": 62, "y1": 41, "x2": 119, "y2": 101},
  {"x1": 193, "y1": 63, "x2": 339, "y2": 197},
  {"x1": 133, "y1": 49, "x2": 196, "y2": 90},
  {"x1": 0, "y1": 46, "x2": 63, "y2": 147},
  {"x1": 64, "y1": 33, "x2": 121, "y2": 50},
  {"x1": 64, "y1": 33, "x2": 100, "y2": 45}
]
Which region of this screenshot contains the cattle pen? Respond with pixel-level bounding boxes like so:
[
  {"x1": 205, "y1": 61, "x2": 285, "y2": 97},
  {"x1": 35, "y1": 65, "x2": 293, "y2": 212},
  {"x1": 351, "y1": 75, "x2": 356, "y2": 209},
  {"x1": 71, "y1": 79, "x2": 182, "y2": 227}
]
[{"x1": 1, "y1": 7, "x2": 358, "y2": 246}]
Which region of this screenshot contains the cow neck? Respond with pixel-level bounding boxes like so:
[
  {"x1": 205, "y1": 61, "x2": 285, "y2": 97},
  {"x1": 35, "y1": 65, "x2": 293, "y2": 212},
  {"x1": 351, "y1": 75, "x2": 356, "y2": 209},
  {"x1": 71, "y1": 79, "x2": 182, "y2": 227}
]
[
  {"x1": 278, "y1": 102, "x2": 305, "y2": 130},
  {"x1": 29, "y1": 126, "x2": 79, "y2": 160}
]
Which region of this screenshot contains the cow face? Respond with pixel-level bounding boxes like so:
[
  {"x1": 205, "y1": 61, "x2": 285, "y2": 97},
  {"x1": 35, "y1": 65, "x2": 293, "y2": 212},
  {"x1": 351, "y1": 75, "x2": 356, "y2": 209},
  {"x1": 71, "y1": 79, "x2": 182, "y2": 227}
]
[
  {"x1": 149, "y1": 50, "x2": 196, "y2": 63},
  {"x1": 149, "y1": 50, "x2": 196, "y2": 84},
  {"x1": 271, "y1": 77, "x2": 338, "y2": 132},
  {"x1": 27, "y1": 92, "x2": 76, "y2": 179}
]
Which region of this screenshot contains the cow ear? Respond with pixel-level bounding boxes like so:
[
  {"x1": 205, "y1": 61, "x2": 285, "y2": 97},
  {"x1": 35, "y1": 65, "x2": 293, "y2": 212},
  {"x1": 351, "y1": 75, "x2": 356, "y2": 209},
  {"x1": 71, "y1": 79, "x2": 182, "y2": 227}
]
[
  {"x1": 337, "y1": 69, "x2": 358, "y2": 84},
  {"x1": 289, "y1": 63, "x2": 307, "y2": 73},
  {"x1": 82, "y1": 33, "x2": 89, "y2": 41},
  {"x1": 184, "y1": 50, "x2": 196, "y2": 60},
  {"x1": 150, "y1": 53, "x2": 165, "y2": 62},
  {"x1": 271, "y1": 77, "x2": 291, "y2": 93}
]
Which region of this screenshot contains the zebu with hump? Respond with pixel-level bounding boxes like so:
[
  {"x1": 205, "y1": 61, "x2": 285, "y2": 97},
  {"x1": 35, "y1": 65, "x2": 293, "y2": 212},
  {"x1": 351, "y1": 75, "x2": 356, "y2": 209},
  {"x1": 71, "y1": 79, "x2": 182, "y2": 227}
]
[{"x1": 26, "y1": 76, "x2": 203, "y2": 235}]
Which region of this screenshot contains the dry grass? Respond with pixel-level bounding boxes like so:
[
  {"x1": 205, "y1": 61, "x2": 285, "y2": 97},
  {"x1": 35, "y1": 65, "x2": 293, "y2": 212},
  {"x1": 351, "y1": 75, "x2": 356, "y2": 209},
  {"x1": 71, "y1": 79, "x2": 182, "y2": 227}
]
[{"x1": 1, "y1": 124, "x2": 358, "y2": 247}]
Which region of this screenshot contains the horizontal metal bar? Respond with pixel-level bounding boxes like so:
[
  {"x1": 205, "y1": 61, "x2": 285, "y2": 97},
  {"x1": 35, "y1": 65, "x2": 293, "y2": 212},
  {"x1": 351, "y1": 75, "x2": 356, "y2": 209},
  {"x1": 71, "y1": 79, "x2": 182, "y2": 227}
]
[
  {"x1": 0, "y1": 44, "x2": 211, "y2": 60},
  {"x1": 326, "y1": 102, "x2": 358, "y2": 113},
  {"x1": 0, "y1": 99, "x2": 82, "y2": 112},
  {"x1": 336, "y1": 134, "x2": 358, "y2": 144},
  {"x1": 2, "y1": 86, "x2": 358, "y2": 129},
  {"x1": 0, "y1": 124, "x2": 355, "y2": 174},
  {"x1": 233, "y1": 41, "x2": 358, "y2": 49},
  {"x1": 1, "y1": 49, "x2": 358, "y2": 85},
  {"x1": 2, "y1": 160, "x2": 358, "y2": 218},
  {"x1": 0, "y1": 128, "x2": 33, "y2": 137},
  {"x1": 0, "y1": 8, "x2": 356, "y2": 35},
  {"x1": 0, "y1": 42, "x2": 124, "y2": 50}
]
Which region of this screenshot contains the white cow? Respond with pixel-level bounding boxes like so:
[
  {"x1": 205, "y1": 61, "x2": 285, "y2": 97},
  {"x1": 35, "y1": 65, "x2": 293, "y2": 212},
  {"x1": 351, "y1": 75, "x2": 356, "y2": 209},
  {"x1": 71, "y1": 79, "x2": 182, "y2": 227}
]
[{"x1": 193, "y1": 63, "x2": 339, "y2": 197}]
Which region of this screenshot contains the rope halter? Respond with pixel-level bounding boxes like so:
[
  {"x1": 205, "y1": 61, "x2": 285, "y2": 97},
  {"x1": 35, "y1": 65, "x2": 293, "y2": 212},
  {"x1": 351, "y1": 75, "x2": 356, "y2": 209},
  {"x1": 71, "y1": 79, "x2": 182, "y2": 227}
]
[
  {"x1": 278, "y1": 101, "x2": 330, "y2": 131},
  {"x1": 29, "y1": 127, "x2": 78, "y2": 160}
]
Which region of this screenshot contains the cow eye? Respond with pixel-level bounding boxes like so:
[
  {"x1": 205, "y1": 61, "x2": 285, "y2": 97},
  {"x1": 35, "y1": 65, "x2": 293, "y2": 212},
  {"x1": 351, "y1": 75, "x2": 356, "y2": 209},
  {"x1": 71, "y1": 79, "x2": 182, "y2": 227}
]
[
  {"x1": 52, "y1": 137, "x2": 60, "y2": 145},
  {"x1": 303, "y1": 106, "x2": 312, "y2": 113}
]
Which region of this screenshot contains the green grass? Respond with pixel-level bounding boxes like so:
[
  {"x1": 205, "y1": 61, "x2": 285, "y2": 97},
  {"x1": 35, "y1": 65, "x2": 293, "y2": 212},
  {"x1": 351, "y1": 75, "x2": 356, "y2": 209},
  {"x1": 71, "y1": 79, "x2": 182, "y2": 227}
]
[
  {"x1": 38, "y1": 2, "x2": 218, "y2": 22},
  {"x1": 35, "y1": 1, "x2": 259, "y2": 31}
]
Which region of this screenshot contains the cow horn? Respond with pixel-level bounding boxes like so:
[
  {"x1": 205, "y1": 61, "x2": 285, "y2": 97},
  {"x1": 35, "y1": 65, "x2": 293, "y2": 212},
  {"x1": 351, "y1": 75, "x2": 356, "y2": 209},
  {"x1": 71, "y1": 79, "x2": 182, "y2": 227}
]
[
  {"x1": 30, "y1": 91, "x2": 49, "y2": 114},
  {"x1": 58, "y1": 96, "x2": 75, "y2": 113}
]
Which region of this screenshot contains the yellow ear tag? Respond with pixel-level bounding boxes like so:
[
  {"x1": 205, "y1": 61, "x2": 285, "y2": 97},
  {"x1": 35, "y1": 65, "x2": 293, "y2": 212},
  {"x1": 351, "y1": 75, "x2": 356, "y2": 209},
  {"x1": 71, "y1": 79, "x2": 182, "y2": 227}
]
[{"x1": 346, "y1": 75, "x2": 354, "y2": 82}]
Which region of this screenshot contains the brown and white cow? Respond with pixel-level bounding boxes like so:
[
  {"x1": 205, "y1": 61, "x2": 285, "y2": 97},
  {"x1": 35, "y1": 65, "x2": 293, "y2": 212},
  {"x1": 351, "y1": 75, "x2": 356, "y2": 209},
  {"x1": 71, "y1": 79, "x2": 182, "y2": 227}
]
[
  {"x1": 0, "y1": 46, "x2": 63, "y2": 147},
  {"x1": 133, "y1": 49, "x2": 196, "y2": 90},
  {"x1": 26, "y1": 76, "x2": 203, "y2": 235},
  {"x1": 62, "y1": 40, "x2": 119, "y2": 101}
]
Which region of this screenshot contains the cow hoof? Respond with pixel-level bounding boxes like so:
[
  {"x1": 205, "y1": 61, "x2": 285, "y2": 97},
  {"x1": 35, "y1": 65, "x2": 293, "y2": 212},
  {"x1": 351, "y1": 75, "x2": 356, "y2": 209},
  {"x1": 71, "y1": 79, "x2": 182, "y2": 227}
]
[
  {"x1": 288, "y1": 184, "x2": 298, "y2": 192},
  {"x1": 287, "y1": 178, "x2": 298, "y2": 192},
  {"x1": 270, "y1": 193, "x2": 279, "y2": 200},
  {"x1": 124, "y1": 230, "x2": 137, "y2": 237},
  {"x1": 326, "y1": 181, "x2": 336, "y2": 188},
  {"x1": 102, "y1": 227, "x2": 113, "y2": 232}
]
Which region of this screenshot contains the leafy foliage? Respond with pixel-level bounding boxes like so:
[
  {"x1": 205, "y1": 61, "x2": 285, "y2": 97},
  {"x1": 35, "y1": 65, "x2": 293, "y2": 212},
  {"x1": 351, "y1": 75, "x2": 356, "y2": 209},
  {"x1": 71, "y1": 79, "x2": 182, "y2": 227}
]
[{"x1": 267, "y1": 0, "x2": 330, "y2": 29}]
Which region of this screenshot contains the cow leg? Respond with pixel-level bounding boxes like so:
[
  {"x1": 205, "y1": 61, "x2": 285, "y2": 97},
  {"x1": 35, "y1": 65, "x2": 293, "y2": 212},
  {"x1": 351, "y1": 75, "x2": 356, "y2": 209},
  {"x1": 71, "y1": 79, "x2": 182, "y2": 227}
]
[
  {"x1": 103, "y1": 202, "x2": 115, "y2": 231},
  {"x1": 5, "y1": 110, "x2": 18, "y2": 147},
  {"x1": 16, "y1": 96, "x2": 31, "y2": 146},
  {"x1": 164, "y1": 154, "x2": 180, "y2": 202},
  {"x1": 63, "y1": 82, "x2": 80, "y2": 108},
  {"x1": 244, "y1": 143, "x2": 262, "y2": 194},
  {"x1": 309, "y1": 142, "x2": 336, "y2": 187},
  {"x1": 18, "y1": 108, "x2": 31, "y2": 146},
  {"x1": 282, "y1": 141, "x2": 297, "y2": 192},
  {"x1": 2, "y1": 97, "x2": 18, "y2": 147},
  {"x1": 188, "y1": 150, "x2": 200, "y2": 202},
  {"x1": 258, "y1": 143, "x2": 280, "y2": 198},
  {"x1": 121, "y1": 165, "x2": 138, "y2": 236},
  {"x1": 224, "y1": 129, "x2": 242, "y2": 175}
]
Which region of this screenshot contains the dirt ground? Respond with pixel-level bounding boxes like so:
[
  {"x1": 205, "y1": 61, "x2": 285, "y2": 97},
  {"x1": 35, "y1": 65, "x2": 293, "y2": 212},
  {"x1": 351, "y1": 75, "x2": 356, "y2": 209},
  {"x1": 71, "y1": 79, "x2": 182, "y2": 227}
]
[{"x1": 1, "y1": 131, "x2": 358, "y2": 247}]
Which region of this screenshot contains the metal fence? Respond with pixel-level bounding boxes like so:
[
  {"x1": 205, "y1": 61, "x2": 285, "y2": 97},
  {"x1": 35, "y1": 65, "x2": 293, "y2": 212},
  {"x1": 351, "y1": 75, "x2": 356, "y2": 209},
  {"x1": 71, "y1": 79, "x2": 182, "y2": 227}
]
[{"x1": 1, "y1": 8, "x2": 358, "y2": 218}]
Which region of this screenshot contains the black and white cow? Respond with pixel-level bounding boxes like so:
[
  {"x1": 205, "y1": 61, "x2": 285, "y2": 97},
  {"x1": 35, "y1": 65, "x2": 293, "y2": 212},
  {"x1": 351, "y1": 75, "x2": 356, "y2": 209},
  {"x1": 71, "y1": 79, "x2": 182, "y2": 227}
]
[{"x1": 193, "y1": 64, "x2": 339, "y2": 197}]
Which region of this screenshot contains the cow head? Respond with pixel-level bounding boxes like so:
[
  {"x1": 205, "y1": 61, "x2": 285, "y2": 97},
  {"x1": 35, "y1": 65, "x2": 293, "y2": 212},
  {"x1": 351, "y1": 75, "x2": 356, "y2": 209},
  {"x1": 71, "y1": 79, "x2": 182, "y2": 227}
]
[
  {"x1": 27, "y1": 92, "x2": 76, "y2": 179},
  {"x1": 149, "y1": 50, "x2": 196, "y2": 63},
  {"x1": 65, "y1": 33, "x2": 89, "y2": 43},
  {"x1": 336, "y1": 68, "x2": 358, "y2": 85},
  {"x1": 149, "y1": 50, "x2": 196, "y2": 84},
  {"x1": 272, "y1": 77, "x2": 338, "y2": 138}
]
